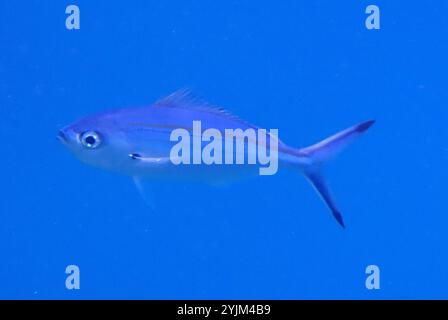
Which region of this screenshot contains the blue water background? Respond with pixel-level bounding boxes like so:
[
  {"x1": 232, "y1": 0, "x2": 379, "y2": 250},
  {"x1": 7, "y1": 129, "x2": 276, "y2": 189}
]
[{"x1": 1, "y1": 1, "x2": 447, "y2": 299}]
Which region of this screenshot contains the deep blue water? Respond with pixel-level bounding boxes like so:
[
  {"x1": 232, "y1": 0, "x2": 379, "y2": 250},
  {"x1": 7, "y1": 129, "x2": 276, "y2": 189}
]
[{"x1": 1, "y1": 1, "x2": 448, "y2": 299}]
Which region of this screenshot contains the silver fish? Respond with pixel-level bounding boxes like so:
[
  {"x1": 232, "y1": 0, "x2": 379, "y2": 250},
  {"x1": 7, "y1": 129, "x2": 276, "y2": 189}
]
[{"x1": 58, "y1": 90, "x2": 375, "y2": 227}]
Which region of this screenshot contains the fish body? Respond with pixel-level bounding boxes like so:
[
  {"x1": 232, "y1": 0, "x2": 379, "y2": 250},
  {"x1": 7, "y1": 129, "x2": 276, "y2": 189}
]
[{"x1": 59, "y1": 91, "x2": 375, "y2": 227}]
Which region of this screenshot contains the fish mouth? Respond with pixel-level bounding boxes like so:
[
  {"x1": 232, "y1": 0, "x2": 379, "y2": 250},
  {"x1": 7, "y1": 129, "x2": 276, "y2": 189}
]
[{"x1": 57, "y1": 130, "x2": 68, "y2": 143}]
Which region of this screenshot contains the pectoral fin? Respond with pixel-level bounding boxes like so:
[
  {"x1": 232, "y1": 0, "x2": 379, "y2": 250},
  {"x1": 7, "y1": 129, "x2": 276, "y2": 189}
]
[{"x1": 129, "y1": 153, "x2": 170, "y2": 164}]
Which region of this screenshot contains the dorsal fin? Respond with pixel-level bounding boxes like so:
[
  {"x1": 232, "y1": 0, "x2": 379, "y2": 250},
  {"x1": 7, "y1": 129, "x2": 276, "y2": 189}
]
[
  {"x1": 153, "y1": 89, "x2": 258, "y2": 128},
  {"x1": 154, "y1": 89, "x2": 222, "y2": 112}
]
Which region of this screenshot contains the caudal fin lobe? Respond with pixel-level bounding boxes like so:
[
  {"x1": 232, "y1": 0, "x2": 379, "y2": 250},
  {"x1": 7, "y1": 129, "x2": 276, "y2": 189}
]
[{"x1": 300, "y1": 120, "x2": 375, "y2": 228}]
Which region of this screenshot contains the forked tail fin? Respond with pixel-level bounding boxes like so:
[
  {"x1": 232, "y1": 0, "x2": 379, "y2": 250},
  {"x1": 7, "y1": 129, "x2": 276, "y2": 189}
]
[{"x1": 300, "y1": 120, "x2": 375, "y2": 228}]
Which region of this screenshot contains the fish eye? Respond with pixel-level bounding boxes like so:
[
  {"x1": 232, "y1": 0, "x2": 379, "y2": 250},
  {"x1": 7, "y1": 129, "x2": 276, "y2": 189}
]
[{"x1": 80, "y1": 131, "x2": 101, "y2": 149}]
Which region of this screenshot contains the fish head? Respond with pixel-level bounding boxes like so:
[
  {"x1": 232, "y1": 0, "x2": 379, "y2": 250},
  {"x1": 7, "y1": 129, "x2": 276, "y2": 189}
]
[{"x1": 58, "y1": 111, "x2": 132, "y2": 172}]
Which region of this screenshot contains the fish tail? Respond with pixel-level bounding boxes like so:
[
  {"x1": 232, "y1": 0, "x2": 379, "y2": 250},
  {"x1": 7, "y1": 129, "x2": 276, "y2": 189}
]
[{"x1": 296, "y1": 120, "x2": 375, "y2": 228}]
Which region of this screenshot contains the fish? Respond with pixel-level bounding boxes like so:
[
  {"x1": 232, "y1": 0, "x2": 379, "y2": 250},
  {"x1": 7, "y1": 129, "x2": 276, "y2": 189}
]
[{"x1": 58, "y1": 90, "x2": 375, "y2": 228}]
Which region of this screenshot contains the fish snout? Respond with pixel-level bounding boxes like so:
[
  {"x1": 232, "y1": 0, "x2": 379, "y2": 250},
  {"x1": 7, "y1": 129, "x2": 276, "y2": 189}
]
[
  {"x1": 57, "y1": 130, "x2": 67, "y2": 143},
  {"x1": 58, "y1": 128, "x2": 76, "y2": 145}
]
